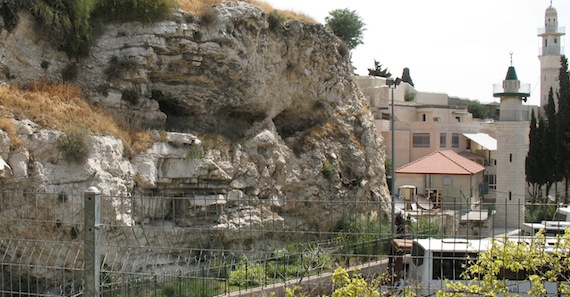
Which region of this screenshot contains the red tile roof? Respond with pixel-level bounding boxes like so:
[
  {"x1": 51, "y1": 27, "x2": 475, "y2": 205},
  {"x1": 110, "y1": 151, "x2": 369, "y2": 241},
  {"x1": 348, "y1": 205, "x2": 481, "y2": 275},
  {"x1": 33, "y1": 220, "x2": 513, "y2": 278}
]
[{"x1": 396, "y1": 150, "x2": 485, "y2": 175}]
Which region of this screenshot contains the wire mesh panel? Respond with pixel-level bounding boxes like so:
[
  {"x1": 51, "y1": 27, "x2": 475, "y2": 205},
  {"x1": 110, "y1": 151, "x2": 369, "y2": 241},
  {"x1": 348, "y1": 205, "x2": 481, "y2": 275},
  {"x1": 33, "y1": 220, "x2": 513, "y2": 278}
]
[
  {"x1": 0, "y1": 189, "x2": 84, "y2": 297},
  {"x1": 1, "y1": 187, "x2": 569, "y2": 296}
]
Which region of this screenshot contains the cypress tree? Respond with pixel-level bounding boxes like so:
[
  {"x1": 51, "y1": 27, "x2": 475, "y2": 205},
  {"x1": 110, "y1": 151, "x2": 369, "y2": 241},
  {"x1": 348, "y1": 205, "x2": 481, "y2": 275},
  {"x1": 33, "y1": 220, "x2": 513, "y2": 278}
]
[
  {"x1": 526, "y1": 109, "x2": 542, "y2": 199},
  {"x1": 556, "y1": 55, "x2": 570, "y2": 201},
  {"x1": 543, "y1": 90, "x2": 560, "y2": 197}
]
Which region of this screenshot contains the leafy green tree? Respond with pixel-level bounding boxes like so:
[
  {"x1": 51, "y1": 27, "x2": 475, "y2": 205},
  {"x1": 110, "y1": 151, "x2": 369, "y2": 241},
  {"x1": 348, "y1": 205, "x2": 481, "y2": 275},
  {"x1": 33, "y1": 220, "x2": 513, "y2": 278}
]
[
  {"x1": 466, "y1": 100, "x2": 487, "y2": 119},
  {"x1": 439, "y1": 230, "x2": 570, "y2": 297},
  {"x1": 325, "y1": 8, "x2": 366, "y2": 50},
  {"x1": 368, "y1": 60, "x2": 391, "y2": 78}
]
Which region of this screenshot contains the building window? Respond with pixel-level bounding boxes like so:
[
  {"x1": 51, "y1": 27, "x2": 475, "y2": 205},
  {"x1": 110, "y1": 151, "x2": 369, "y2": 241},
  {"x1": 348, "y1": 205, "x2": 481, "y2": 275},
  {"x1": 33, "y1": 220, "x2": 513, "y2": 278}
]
[
  {"x1": 451, "y1": 133, "x2": 459, "y2": 148},
  {"x1": 433, "y1": 117, "x2": 441, "y2": 122},
  {"x1": 509, "y1": 191, "x2": 512, "y2": 201},
  {"x1": 484, "y1": 174, "x2": 496, "y2": 189},
  {"x1": 466, "y1": 139, "x2": 471, "y2": 149},
  {"x1": 509, "y1": 153, "x2": 513, "y2": 162},
  {"x1": 440, "y1": 133, "x2": 446, "y2": 148},
  {"x1": 422, "y1": 114, "x2": 427, "y2": 122},
  {"x1": 555, "y1": 38, "x2": 558, "y2": 44},
  {"x1": 455, "y1": 116, "x2": 461, "y2": 122},
  {"x1": 413, "y1": 133, "x2": 430, "y2": 148}
]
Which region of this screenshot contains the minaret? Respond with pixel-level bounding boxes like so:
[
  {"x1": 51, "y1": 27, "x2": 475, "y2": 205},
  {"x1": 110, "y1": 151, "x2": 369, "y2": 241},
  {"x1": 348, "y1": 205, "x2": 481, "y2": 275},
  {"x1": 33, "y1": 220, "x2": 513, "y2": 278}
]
[
  {"x1": 538, "y1": 1, "x2": 565, "y2": 114},
  {"x1": 493, "y1": 53, "x2": 531, "y2": 121},
  {"x1": 492, "y1": 56, "x2": 530, "y2": 229}
]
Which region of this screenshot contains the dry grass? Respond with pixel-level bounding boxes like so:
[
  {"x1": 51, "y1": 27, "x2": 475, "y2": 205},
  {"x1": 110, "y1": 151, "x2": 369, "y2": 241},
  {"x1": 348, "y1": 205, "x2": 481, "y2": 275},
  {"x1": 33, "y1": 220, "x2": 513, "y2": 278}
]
[
  {"x1": 0, "y1": 118, "x2": 22, "y2": 148},
  {"x1": 176, "y1": 0, "x2": 315, "y2": 23},
  {"x1": 0, "y1": 81, "x2": 151, "y2": 155}
]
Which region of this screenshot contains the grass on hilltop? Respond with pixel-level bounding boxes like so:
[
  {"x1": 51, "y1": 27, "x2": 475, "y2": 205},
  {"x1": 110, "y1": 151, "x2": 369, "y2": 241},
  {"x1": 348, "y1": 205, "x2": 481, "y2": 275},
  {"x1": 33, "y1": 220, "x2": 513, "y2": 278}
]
[{"x1": 177, "y1": 0, "x2": 315, "y2": 23}]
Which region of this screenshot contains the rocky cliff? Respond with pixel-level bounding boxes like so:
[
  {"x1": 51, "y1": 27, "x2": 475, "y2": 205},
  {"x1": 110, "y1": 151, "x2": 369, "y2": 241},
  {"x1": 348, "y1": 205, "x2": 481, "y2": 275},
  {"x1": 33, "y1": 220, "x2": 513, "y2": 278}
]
[{"x1": 0, "y1": 0, "x2": 389, "y2": 277}]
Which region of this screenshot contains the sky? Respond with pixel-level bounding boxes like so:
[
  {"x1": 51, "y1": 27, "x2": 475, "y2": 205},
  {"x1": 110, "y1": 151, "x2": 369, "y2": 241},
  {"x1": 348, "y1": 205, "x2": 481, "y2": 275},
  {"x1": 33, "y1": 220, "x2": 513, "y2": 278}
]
[{"x1": 263, "y1": 0, "x2": 570, "y2": 106}]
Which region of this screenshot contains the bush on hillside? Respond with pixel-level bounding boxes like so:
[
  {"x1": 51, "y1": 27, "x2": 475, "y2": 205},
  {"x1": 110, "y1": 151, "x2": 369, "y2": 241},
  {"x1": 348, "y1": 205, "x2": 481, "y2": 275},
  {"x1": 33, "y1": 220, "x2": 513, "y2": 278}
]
[
  {"x1": 3, "y1": 0, "x2": 96, "y2": 57},
  {"x1": 93, "y1": 0, "x2": 176, "y2": 23},
  {"x1": 57, "y1": 124, "x2": 92, "y2": 163}
]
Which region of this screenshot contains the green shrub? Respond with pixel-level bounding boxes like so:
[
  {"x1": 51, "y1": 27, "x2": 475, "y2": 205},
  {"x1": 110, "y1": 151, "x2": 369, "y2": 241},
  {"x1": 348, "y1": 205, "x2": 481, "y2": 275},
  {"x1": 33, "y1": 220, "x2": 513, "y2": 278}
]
[
  {"x1": 408, "y1": 217, "x2": 442, "y2": 238},
  {"x1": 31, "y1": 0, "x2": 95, "y2": 57},
  {"x1": 404, "y1": 90, "x2": 417, "y2": 102},
  {"x1": 267, "y1": 10, "x2": 287, "y2": 30},
  {"x1": 57, "y1": 124, "x2": 92, "y2": 163},
  {"x1": 526, "y1": 199, "x2": 558, "y2": 223},
  {"x1": 335, "y1": 213, "x2": 391, "y2": 257},
  {"x1": 40, "y1": 60, "x2": 50, "y2": 70},
  {"x1": 61, "y1": 63, "x2": 78, "y2": 81},
  {"x1": 121, "y1": 89, "x2": 139, "y2": 105},
  {"x1": 228, "y1": 262, "x2": 265, "y2": 287},
  {"x1": 0, "y1": 0, "x2": 23, "y2": 31},
  {"x1": 186, "y1": 146, "x2": 204, "y2": 160},
  {"x1": 104, "y1": 56, "x2": 140, "y2": 80},
  {"x1": 199, "y1": 7, "x2": 219, "y2": 27},
  {"x1": 321, "y1": 160, "x2": 335, "y2": 178},
  {"x1": 93, "y1": 0, "x2": 176, "y2": 23}
]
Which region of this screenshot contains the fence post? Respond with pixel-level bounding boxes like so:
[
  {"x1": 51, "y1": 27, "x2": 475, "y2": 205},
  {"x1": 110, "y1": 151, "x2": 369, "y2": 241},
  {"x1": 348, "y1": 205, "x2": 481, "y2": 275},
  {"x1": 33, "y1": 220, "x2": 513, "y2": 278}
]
[{"x1": 84, "y1": 186, "x2": 101, "y2": 297}]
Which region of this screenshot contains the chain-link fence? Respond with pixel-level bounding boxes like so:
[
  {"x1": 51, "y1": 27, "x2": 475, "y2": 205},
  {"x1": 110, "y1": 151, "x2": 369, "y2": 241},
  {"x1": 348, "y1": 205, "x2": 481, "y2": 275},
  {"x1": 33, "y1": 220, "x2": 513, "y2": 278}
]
[{"x1": 1, "y1": 187, "x2": 563, "y2": 296}]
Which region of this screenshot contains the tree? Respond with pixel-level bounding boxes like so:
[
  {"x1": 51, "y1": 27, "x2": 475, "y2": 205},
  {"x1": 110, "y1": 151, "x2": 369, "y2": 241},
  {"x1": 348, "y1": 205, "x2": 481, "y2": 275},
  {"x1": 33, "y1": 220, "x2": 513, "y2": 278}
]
[
  {"x1": 556, "y1": 56, "x2": 570, "y2": 201},
  {"x1": 325, "y1": 8, "x2": 366, "y2": 50},
  {"x1": 526, "y1": 110, "x2": 543, "y2": 199},
  {"x1": 367, "y1": 60, "x2": 391, "y2": 78},
  {"x1": 466, "y1": 100, "x2": 487, "y2": 119},
  {"x1": 439, "y1": 230, "x2": 570, "y2": 297},
  {"x1": 543, "y1": 88, "x2": 561, "y2": 197},
  {"x1": 401, "y1": 67, "x2": 414, "y2": 87}
]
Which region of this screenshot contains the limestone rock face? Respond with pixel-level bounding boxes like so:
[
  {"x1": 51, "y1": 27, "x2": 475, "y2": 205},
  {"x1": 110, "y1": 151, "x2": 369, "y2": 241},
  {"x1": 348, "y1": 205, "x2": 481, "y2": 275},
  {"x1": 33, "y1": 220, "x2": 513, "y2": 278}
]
[{"x1": 0, "y1": 0, "x2": 390, "y2": 280}]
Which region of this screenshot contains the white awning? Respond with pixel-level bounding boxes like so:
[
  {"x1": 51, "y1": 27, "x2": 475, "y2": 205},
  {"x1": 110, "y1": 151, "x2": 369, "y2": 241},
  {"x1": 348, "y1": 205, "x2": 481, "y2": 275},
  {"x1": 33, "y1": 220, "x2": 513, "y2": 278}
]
[{"x1": 462, "y1": 133, "x2": 497, "y2": 151}]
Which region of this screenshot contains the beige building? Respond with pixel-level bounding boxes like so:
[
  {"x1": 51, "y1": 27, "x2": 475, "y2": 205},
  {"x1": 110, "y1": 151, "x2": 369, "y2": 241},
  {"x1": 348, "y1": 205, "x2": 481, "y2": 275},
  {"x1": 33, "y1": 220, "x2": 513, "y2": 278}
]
[
  {"x1": 353, "y1": 3, "x2": 561, "y2": 230},
  {"x1": 355, "y1": 62, "x2": 536, "y2": 229},
  {"x1": 356, "y1": 76, "x2": 499, "y2": 198}
]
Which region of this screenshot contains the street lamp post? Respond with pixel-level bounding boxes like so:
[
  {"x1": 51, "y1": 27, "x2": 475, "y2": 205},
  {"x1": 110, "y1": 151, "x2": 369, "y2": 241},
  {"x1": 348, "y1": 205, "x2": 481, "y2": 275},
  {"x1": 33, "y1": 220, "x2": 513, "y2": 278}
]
[
  {"x1": 386, "y1": 77, "x2": 400, "y2": 236},
  {"x1": 386, "y1": 76, "x2": 400, "y2": 285}
]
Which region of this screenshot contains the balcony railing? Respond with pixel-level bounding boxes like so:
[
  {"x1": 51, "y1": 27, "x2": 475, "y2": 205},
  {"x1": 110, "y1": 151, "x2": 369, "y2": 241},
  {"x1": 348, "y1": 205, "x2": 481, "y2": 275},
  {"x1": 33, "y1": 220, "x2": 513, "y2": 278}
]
[
  {"x1": 538, "y1": 26, "x2": 566, "y2": 35},
  {"x1": 493, "y1": 83, "x2": 531, "y2": 97}
]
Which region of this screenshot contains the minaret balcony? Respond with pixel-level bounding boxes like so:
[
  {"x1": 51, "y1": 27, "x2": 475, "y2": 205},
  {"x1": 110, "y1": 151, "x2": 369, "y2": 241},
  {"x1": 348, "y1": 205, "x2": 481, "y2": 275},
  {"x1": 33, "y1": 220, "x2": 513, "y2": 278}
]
[
  {"x1": 493, "y1": 83, "x2": 530, "y2": 98},
  {"x1": 538, "y1": 26, "x2": 566, "y2": 36}
]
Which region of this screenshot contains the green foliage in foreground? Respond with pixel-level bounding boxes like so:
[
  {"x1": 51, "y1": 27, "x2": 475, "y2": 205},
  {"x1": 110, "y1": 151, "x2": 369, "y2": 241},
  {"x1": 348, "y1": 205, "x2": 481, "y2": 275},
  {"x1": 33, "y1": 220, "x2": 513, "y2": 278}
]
[
  {"x1": 283, "y1": 230, "x2": 570, "y2": 297},
  {"x1": 439, "y1": 230, "x2": 570, "y2": 296}
]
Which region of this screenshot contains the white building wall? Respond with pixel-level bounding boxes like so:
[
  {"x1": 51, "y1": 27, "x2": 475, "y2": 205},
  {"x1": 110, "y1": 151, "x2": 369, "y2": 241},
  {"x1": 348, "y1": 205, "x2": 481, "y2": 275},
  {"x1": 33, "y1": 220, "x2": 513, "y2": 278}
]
[{"x1": 539, "y1": 54, "x2": 561, "y2": 113}]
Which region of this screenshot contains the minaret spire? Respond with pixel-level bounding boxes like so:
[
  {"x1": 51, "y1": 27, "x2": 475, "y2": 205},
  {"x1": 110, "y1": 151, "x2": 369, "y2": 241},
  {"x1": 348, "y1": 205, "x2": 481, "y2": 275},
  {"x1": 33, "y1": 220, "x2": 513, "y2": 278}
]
[{"x1": 509, "y1": 52, "x2": 513, "y2": 66}]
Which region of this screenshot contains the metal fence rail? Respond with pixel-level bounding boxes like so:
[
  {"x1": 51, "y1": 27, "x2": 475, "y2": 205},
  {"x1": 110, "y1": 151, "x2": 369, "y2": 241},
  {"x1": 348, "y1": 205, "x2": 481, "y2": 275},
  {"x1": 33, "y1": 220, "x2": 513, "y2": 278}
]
[{"x1": 0, "y1": 187, "x2": 563, "y2": 296}]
